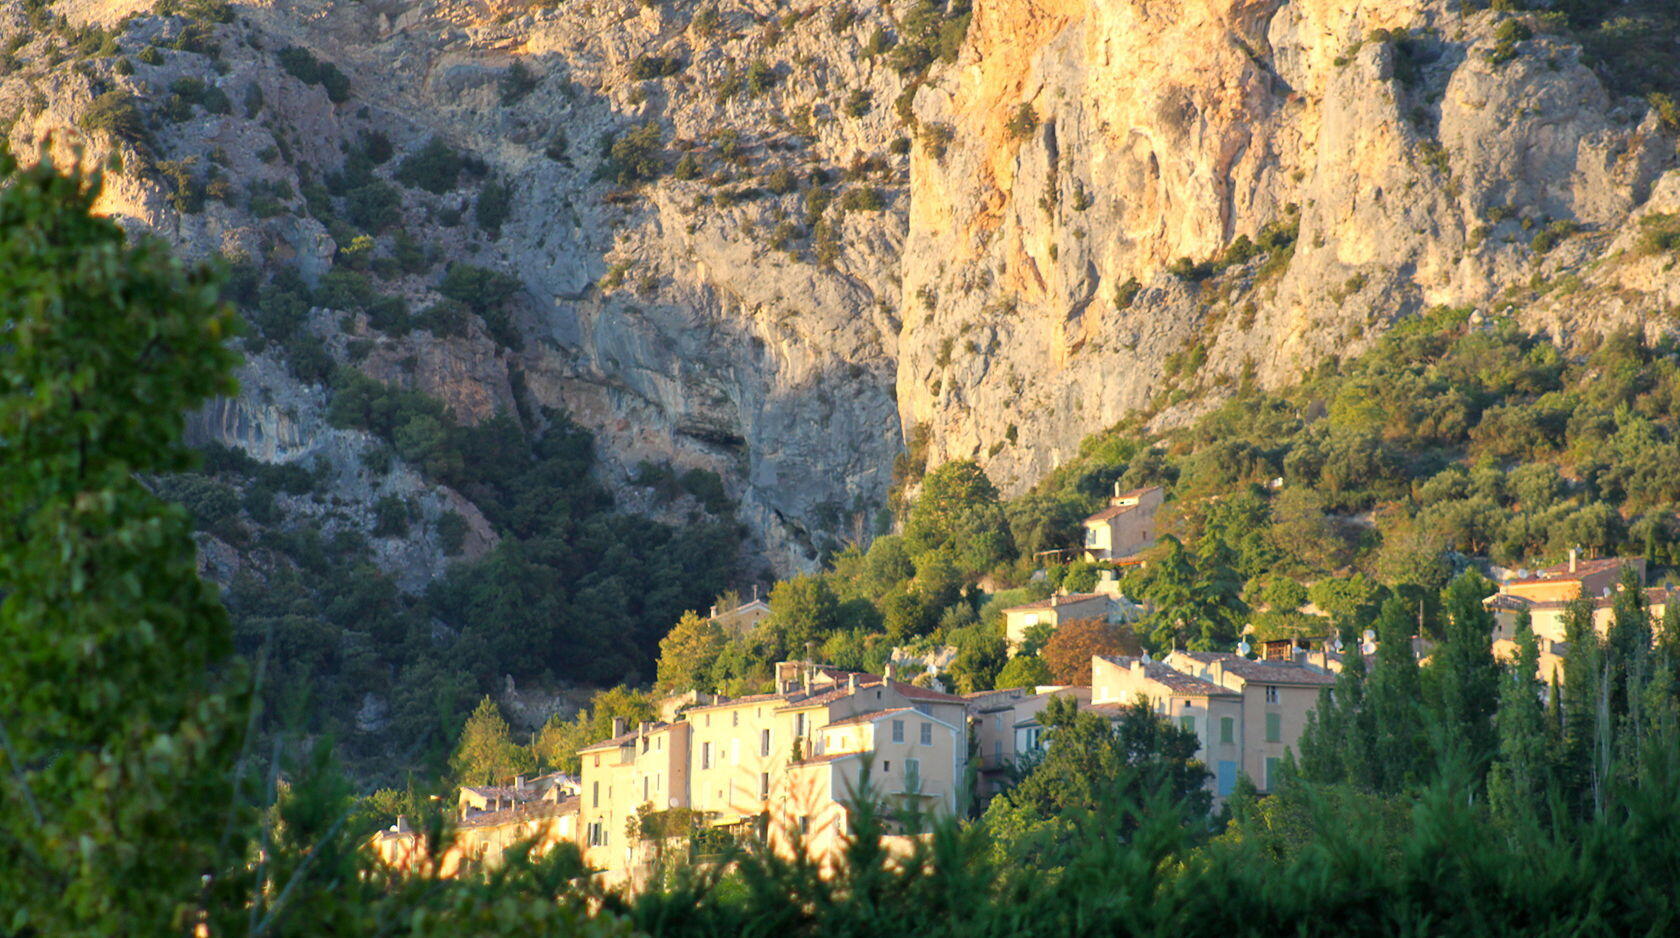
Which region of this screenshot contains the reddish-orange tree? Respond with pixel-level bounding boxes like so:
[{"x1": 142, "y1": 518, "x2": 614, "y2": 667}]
[{"x1": 1042, "y1": 618, "x2": 1144, "y2": 684}]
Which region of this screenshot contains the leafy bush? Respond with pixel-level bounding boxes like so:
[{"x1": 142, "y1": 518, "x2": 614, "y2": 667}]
[
  {"x1": 475, "y1": 178, "x2": 512, "y2": 236},
  {"x1": 395, "y1": 137, "x2": 466, "y2": 194},
  {"x1": 79, "y1": 90, "x2": 149, "y2": 146},
  {"x1": 1005, "y1": 102, "x2": 1038, "y2": 138},
  {"x1": 499, "y1": 60, "x2": 539, "y2": 104},
  {"x1": 598, "y1": 122, "x2": 664, "y2": 186},
  {"x1": 276, "y1": 45, "x2": 350, "y2": 103}
]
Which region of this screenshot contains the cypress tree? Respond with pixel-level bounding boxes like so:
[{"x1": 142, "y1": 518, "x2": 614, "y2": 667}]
[
  {"x1": 1428, "y1": 571, "x2": 1502, "y2": 784},
  {"x1": 1488, "y1": 612, "x2": 1547, "y2": 832},
  {"x1": 1365, "y1": 596, "x2": 1428, "y2": 793}
]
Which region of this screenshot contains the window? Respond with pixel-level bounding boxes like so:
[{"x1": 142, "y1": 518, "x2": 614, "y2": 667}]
[
  {"x1": 642, "y1": 776, "x2": 649, "y2": 801},
  {"x1": 1265, "y1": 712, "x2": 1282, "y2": 743},
  {"x1": 656, "y1": 736, "x2": 662, "y2": 750},
  {"x1": 882, "y1": 760, "x2": 891, "y2": 773},
  {"x1": 591, "y1": 781, "x2": 598, "y2": 808},
  {"x1": 905, "y1": 758, "x2": 921, "y2": 790},
  {"x1": 799, "y1": 816, "x2": 810, "y2": 835},
  {"x1": 1179, "y1": 715, "x2": 1196, "y2": 735},
  {"x1": 731, "y1": 711, "x2": 739, "y2": 727},
  {"x1": 892, "y1": 719, "x2": 905, "y2": 743},
  {"x1": 701, "y1": 742, "x2": 712, "y2": 769},
  {"x1": 994, "y1": 740, "x2": 1003, "y2": 760},
  {"x1": 795, "y1": 713, "x2": 806, "y2": 738},
  {"x1": 760, "y1": 729, "x2": 771, "y2": 757},
  {"x1": 759, "y1": 772, "x2": 770, "y2": 799},
  {"x1": 1025, "y1": 727, "x2": 1042, "y2": 751},
  {"x1": 1265, "y1": 757, "x2": 1281, "y2": 791},
  {"x1": 730, "y1": 740, "x2": 740, "y2": 765},
  {"x1": 919, "y1": 722, "x2": 933, "y2": 745},
  {"x1": 1220, "y1": 717, "x2": 1235, "y2": 745},
  {"x1": 1264, "y1": 685, "x2": 1279, "y2": 704}
]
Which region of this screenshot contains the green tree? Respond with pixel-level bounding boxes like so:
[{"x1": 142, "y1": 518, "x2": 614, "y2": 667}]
[
  {"x1": 982, "y1": 696, "x2": 1208, "y2": 867},
  {"x1": 1426, "y1": 571, "x2": 1501, "y2": 782},
  {"x1": 1487, "y1": 612, "x2": 1550, "y2": 832},
  {"x1": 1365, "y1": 596, "x2": 1429, "y2": 793},
  {"x1": 0, "y1": 152, "x2": 248, "y2": 934},
  {"x1": 450, "y1": 696, "x2": 535, "y2": 786},
  {"x1": 656, "y1": 610, "x2": 726, "y2": 692},
  {"x1": 904, "y1": 460, "x2": 1014, "y2": 574},
  {"x1": 995, "y1": 654, "x2": 1052, "y2": 689},
  {"x1": 765, "y1": 574, "x2": 841, "y2": 658},
  {"x1": 531, "y1": 686, "x2": 655, "y2": 775}
]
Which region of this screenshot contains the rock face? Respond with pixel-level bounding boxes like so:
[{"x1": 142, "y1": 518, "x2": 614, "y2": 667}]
[
  {"x1": 5, "y1": 0, "x2": 1678, "y2": 580},
  {"x1": 900, "y1": 0, "x2": 1677, "y2": 491}
]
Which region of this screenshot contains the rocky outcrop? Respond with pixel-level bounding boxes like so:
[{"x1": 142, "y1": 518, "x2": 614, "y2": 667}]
[
  {"x1": 6, "y1": 0, "x2": 1678, "y2": 580},
  {"x1": 900, "y1": 0, "x2": 1678, "y2": 492}
]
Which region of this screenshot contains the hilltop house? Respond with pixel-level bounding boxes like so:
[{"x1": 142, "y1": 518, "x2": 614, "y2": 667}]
[
  {"x1": 1081, "y1": 485, "x2": 1165, "y2": 561},
  {"x1": 710, "y1": 588, "x2": 772, "y2": 636}
]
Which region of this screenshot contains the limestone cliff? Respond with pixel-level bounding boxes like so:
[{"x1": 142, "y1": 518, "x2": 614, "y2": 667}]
[{"x1": 4, "y1": 0, "x2": 1677, "y2": 584}]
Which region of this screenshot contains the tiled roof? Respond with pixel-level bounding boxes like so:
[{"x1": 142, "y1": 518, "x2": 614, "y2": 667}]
[
  {"x1": 1001, "y1": 592, "x2": 1108, "y2": 613},
  {"x1": 1486, "y1": 585, "x2": 1677, "y2": 611},
  {"x1": 1099, "y1": 656, "x2": 1238, "y2": 697},
  {"x1": 1084, "y1": 502, "x2": 1141, "y2": 524},
  {"x1": 458, "y1": 798, "x2": 578, "y2": 830},
  {"x1": 822, "y1": 707, "x2": 912, "y2": 728},
  {"x1": 684, "y1": 692, "x2": 789, "y2": 713},
  {"x1": 777, "y1": 674, "x2": 967, "y2": 710},
  {"x1": 577, "y1": 720, "x2": 675, "y2": 753},
  {"x1": 1505, "y1": 556, "x2": 1641, "y2": 585},
  {"x1": 1175, "y1": 652, "x2": 1337, "y2": 686}
]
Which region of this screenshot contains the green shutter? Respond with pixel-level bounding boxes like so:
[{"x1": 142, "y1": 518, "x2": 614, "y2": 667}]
[
  {"x1": 1220, "y1": 717, "x2": 1234, "y2": 744},
  {"x1": 1265, "y1": 712, "x2": 1282, "y2": 743}
]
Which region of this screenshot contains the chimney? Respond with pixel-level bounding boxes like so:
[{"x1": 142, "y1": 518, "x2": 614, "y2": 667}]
[
  {"x1": 395, "y1": 815, "x2": 410, "y2": 834},
  {"x1": 515, "y1": 774, "x2": 526, "y2": 792},
  {"x1": 1569, "y1": 547, "x2": 1579, "y2": 574},
  {"x1": 1051, "y1": 593, "x2": 1061, "y2": 608},
  {"x1": 638, "y1": 721, "x2": 651, "y2": 736},
  {"x1": 1113, "y1": 480, "x2": 1121, "y2": 498},
  {"x1": 884, "y1": 661, "x2": 897, "y2": 683},
  {"x1": 612, "y1": 717, "x2": 628, "y2": 737},
  {"x1": 710, "y1": 604, "x2": 717, "y2": 618},
  {"x1": 847, "y1": 673, "x2": 858, "y2": 693}
]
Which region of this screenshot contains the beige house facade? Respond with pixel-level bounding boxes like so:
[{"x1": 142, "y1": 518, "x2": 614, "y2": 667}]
[
  {"x1": 575, "y1": 662, "x2": 969, "y2": 888},
  {"x1": 1081, "y1": 485, "x2": 1165, "y2": 561},
  {"x1": 1167, "y1": 651, "x2": 1335, "y2": 793},
  {"x1": 1091, "y1": 655, "x2": 1243, "y2": 800}
]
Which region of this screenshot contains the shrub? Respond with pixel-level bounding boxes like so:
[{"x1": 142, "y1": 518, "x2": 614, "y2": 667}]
[
  {"x1": 371, "y1": 495, "x2": 411, "y2": 538},
  {"x1": 839, "y1": 187, "x2": 884, "y2": 212},
  {"x1": 864, "y1": 27, "x2": 896, "y2": 56},
  {"x1": 1636, "y1": 213, "x2": 1680, "y2": 256},
  {"x1": 345, "y1": 181, "x2": 401, "y2": 232},
  {"x1": 80, "y1": 90, "x2": 149, "y2": 146},
  {"x1": 1005, "y1": 102, "x2": 1038, "y2": 138},
  {"x1": 437, "y1": 511, "x2": 468, "y2": 555},
  {"x1": 500, "y1": 61, "x2": 539, "y2": 104},
  {"x1": 476, "y1": 178, "x2": 512, "y2": 236},
  {"x1": 844, "y1": 88, "x2": 872, "y2": 117},
  {"x1": 673, "y1": 152, "x2": 701, "y2": 180},
  {"x1": 1530, "y1": 219, "x2": 1581, "y2": 255},
  {"x1": 395, "y1": 137, "x2": 465, "y2": 194},
  {"x1": 1114, "y1": 277, "x2": 1142, "y2": 310},
  {"x1": 745, "y1": 59, "x2": 779, "y2": 95},
  {"x1": 277, "y1": 45, "x2": 350, "y2": 103},
  {"x1": 137, "y1": 45, "x2": 163, "y2": 65},
  {"x1": 599, "y1": 122, "x2": 664, "y2": 186},
  {"x1": 629, "y1": 54, "x2": 683, "y2": 81}
]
